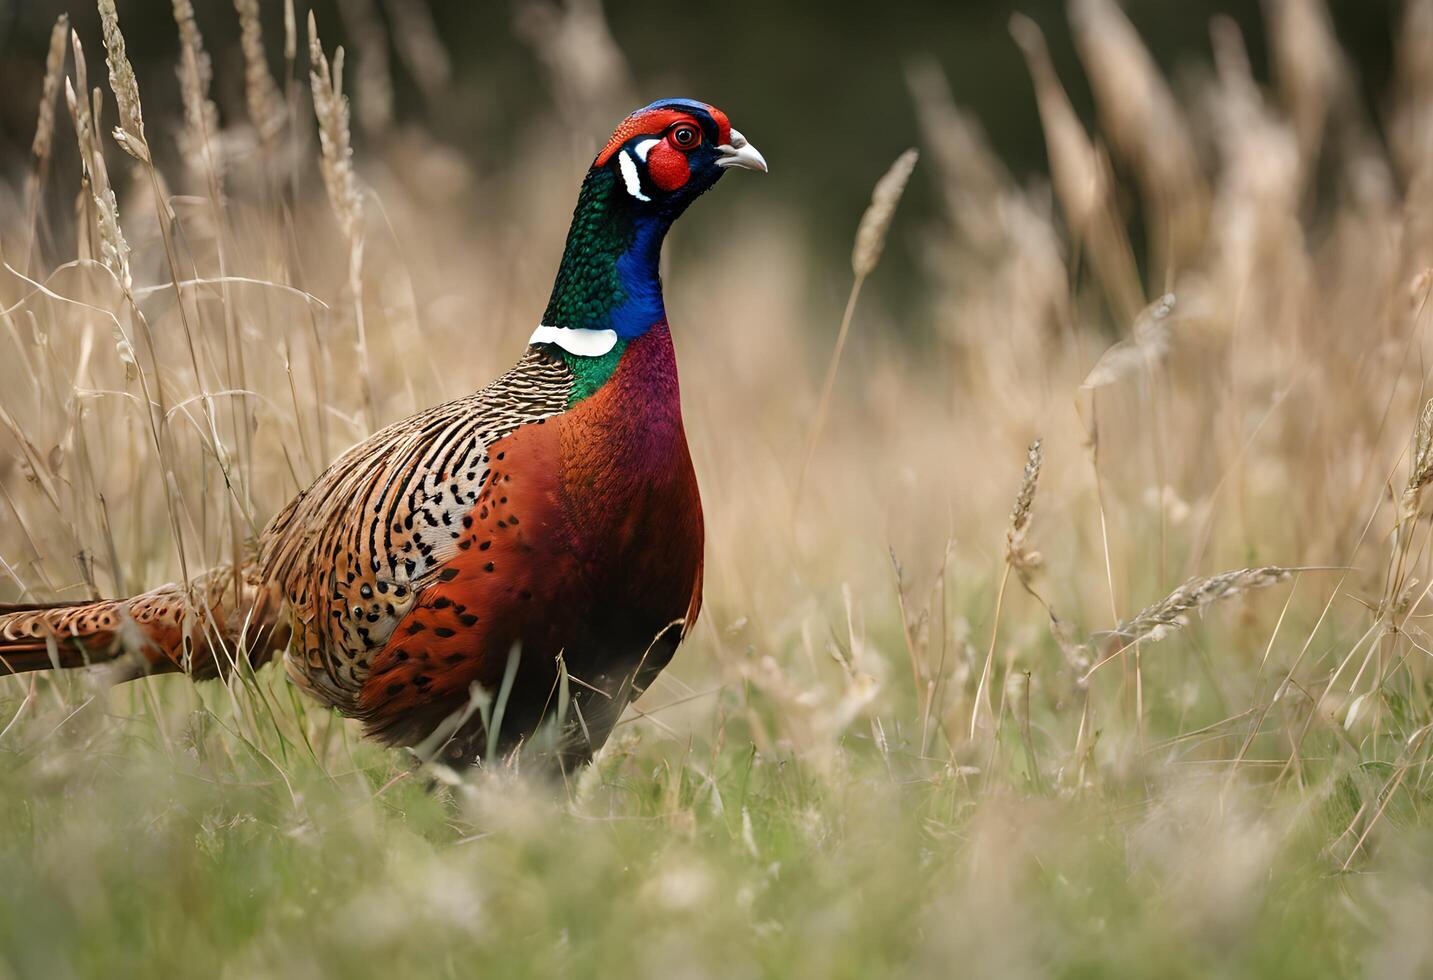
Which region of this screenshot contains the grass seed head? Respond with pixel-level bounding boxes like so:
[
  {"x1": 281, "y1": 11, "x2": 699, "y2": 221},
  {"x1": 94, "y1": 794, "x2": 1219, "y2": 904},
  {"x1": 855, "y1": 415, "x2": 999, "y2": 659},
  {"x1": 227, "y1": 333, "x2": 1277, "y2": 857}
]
[
  {"x1": 1401, "y1": 397, "x2": 1433, "y2": 522},
  {"x1": 94, "y1": 185, "x2": 133, "y2": 292},
  {"x1": 172, "y1": 0, "x2": 222, "y2": 190},
  {"x1": 284, "y1": 0, "x2": 298, "y2": 64},
  {"x1": 1010, "y1": 14, "x2": 1103, "y2": 231},
  {"x1": 235, "y1": 0, "x2": 286, "y2": 145},
  {"x1": 31, "y1": 15, "x2": 69, "y2": 164},
  {"x1": 852, "y1": 148, "x2": 918, "y2": 279},
  {"x1": 1005, "y1": 439, "x2": 1044, "y2": 577},
  {"x1": 337, "y1": 0, "x2": 395, "y2": 134},
  {"x1": 96, "y1": 0, "x2": 150, "y2": 163},
  {"x1": 1083, "y1": 294, "x2": 1177, "y2": 389},
  {"x1": 1115, "y1": 567, "x2": 1294, "y2": 645},
  {"x1": 309, "y1": 13, "x2": 364, "y2": 246}
]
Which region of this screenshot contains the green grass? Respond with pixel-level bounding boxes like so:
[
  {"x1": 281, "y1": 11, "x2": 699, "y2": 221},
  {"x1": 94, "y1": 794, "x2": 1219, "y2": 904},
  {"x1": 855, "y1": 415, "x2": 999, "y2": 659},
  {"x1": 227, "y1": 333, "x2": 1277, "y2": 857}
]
[{"x1": 0, "y1": 651, "x2": 1426, "y2": 978}]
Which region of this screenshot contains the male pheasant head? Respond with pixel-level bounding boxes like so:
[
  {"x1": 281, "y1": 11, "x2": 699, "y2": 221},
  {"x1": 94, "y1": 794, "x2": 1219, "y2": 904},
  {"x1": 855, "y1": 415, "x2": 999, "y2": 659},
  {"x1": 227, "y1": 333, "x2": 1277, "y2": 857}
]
[
  {"x1": 594, "y1": 98, "x2": 768, "y2": 215},
  {"x1": 536, "y1": 99, "x2": 765, "y2": 360}
]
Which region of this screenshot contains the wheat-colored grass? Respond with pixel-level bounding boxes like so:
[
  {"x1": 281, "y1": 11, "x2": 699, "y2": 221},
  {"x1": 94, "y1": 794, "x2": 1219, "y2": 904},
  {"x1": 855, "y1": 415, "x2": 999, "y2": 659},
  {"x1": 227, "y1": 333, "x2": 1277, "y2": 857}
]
[{"x1": 1, "y1": 1, "x2": 1432, "y2": 975}]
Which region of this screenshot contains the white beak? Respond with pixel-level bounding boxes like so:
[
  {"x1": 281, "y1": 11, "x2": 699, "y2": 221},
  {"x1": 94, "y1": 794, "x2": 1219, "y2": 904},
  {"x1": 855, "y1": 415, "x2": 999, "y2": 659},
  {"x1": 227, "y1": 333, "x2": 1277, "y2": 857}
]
[{"x1": 716, "y1": 128, "x2": 768, "y2": 173}]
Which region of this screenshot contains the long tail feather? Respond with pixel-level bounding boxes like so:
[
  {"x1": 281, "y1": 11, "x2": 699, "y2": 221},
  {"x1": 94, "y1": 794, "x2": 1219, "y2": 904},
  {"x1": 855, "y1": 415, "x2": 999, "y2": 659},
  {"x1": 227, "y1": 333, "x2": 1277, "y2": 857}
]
[{"x1": 0, "y1": 564, "x2": 289, "y2": 680}]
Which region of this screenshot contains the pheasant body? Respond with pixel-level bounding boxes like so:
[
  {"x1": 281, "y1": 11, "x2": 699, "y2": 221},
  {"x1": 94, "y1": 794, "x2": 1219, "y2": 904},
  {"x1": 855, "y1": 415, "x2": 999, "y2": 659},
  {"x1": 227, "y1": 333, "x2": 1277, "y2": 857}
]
[
  {"x1": 0, "y1": 100, "x2": 764, "y2": 768},
  {"x1": 353, "y1": 324, "x2": 702, "y2": 759}
]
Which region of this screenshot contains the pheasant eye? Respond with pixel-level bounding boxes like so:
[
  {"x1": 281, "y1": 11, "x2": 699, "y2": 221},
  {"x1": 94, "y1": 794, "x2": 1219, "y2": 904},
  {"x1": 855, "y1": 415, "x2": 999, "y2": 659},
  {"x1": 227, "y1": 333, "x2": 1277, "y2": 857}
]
[{"x1": 670, "y1": 124, "x2": 700, "y2": 149}]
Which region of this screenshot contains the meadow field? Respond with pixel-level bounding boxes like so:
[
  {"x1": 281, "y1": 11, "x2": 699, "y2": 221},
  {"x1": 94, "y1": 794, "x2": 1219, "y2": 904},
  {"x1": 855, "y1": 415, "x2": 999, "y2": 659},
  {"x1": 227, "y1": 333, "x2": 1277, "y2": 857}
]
[{"x1": 2, "y1": 1, "x2": 1432, "y2": 976}]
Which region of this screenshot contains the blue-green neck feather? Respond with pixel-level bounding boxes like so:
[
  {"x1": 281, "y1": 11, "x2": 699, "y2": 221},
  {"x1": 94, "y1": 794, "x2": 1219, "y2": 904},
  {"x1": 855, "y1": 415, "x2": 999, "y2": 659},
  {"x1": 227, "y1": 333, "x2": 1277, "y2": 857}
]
[{"x1": 542, "y1": 168, "x2": 671, "y2": 341}]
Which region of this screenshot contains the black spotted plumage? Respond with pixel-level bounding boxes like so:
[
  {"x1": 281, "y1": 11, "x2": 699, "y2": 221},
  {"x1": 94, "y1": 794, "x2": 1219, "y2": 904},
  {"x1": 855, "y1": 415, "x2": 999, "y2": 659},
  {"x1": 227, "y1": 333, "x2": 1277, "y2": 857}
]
[{"x1": 260, "y1": 346, "x2": 576, "y2": 709}]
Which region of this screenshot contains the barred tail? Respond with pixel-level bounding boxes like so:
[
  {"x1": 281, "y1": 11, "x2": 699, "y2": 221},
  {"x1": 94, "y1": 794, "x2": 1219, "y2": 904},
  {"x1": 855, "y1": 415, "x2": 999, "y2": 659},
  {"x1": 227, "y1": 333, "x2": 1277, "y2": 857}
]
[{"x1": 0, "y1": 564, "x2": 289, "y2": 681}]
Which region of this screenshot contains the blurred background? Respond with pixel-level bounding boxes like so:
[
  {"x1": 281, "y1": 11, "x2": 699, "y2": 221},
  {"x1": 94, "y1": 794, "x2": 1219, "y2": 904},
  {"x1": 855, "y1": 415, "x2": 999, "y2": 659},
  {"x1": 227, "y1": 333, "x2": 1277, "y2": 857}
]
[{"x1": 0, "y1": 0, "x2": 1406, "y2": 325}]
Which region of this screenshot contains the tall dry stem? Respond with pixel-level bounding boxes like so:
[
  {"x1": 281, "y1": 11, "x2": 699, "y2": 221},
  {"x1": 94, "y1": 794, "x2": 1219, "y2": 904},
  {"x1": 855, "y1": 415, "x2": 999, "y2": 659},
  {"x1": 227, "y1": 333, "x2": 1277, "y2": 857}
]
[
  {"x1": 235, "y1": 0, "x2": 286, "y2": 148},
  {"x1": 972, "y1": 439, "x2": 1044, "y2": 738},
  {"x1": 798, "y1": 148, "x2": 918, "y2": 503},
  {"x1": 384, "y1": 0, "x2": 452, "y2": 99},
  {"x1": 309, "y1": 12, "x2": 376, "y2": 431},
  {"x1": 337, "y1": 0, "x2": 396, "y2": 135},
  {"x1": 1009, "y1": 14, "x2": 1143, "y2": 322},
  {"x1": 23, "y1": 14, "x2": 69, "y2": 273},
  {"x1": 1068, "y1": 0, "x2": 1208, "y2": 282},
  {"x1": 172, "y1": 0, "x2": 223, "y2": 194}
]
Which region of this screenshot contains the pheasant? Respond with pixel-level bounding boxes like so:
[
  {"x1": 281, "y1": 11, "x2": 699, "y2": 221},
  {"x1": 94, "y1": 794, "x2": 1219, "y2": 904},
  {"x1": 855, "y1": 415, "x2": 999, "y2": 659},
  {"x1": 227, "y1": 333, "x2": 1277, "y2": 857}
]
[{"x1": 0, "y1": 99, "x2": 766, "y2": 769}]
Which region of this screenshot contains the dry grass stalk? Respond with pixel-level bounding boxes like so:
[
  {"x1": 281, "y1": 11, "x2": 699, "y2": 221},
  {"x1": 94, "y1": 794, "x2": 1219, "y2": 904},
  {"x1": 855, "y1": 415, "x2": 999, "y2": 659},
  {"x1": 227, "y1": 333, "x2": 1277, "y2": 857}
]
[
  {"x1": 30, "y1": 16, "x2": 69, "y2": 165},
  {"x1": 93, "y1": 184, "x2": 133, "y2": 295},
  {"x1": 1049, "y1": 614, "x2": 1091, "y2": 678},
  {"x1": 1393, "y1": 0, "x2": 1433, "y2": 180},
  {"x1": 309, "y1": 12, "x2": 375, "y2": 429},
  {"x1": 235, "y1": 0, "x2": 286, "y2": 147},
  {"x1": 515, "y1": 0, "x2": 635, "y2": 132},
  {"x1": 798, "y1": 149, "x2": 918, "y2": 501},
  {"x1": 337, "y1": 0, "x2": 396, "y2": 135},
  {"x1": 23, "y1": 14, "x2": 69, "y2": 271},
  {"x1": 172, "y1": 0, "x2": 223, "y2": 192},
  {"x1": 93, "y1": 6, "x2": 228, "y2": 590},
  {"x1": 284, "y1": 0, "x2": 298, "y2": 64},
  {"x1": 852, "y1": 149, "x2": 919, "y2": 278},
  {"x1": 309, "y1": 18, "x2": 363, "y2": 249},
  {"x1": 1205, "y1": 15, "x2": 1312, "y2": 327},
  {"x1": 98, "y1": 0, "x2": 212, "y2": 398},
  {"x1": 1267, "y1": 0, "x2": 1347, "y2": 165},
  {"x1": 1005, "y1": 439, "x2": 1044, "y2": 580},
  {"x1": 64, "y1": 33, "x2": 93, "y2": 172},
  {"x1": 1009, "y1": 13, "x2": 1143, "y2": 322},
  {"x1": 174, "y1": 0, "x2": 253, "y2": 502},
  {"x1": 1068, "y1": 0, "x2": 1208, "y2": 280},
  {"x1": 904, "y1": 60, "x2": 1004, "y2": 219},
  {"x1": 1009, "y1": 15, "x2": 1099, "y2": 231},
  {"x1": 905, "y1": 58, "x2": 1069, "y2": 393},
  {"x1": 972, "y1": 438, "x2": 1046, "y2": 736},
  {"x1": 96, "y1": 0, "x2": 150, "y2": 163},
  {"x1": 171, "y1": 0, "x2": 211, "y2": 94},
  {"x1": 65, "y1": 67, "x2": 130, "y2": 293},
  {"x1": 384, "y1": 0, "x2": 452, "y2": 99},
  {"x1": 57, "y1": 32, "x2": 198, "y2": 587},
  {"x1": 1113, "y1": 567, "x2": 1294, "y2": 645},
  {"x1": 1082, "y1": 293, "x2": 1177, "y2": 389},
  {"x1": 1401, "y1": 397, "x2": 1433, "y2": 523}
]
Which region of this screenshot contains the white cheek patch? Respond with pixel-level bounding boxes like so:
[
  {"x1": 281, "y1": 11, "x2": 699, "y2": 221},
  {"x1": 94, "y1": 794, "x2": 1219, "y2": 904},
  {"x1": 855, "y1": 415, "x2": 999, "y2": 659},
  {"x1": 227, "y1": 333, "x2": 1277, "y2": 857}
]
[
  {"x1": 618, "y1": 148, "x2": 651, "y2": 202},
  {"x1": 633, "y1": 137, "x2": 661, "y2": 162}
]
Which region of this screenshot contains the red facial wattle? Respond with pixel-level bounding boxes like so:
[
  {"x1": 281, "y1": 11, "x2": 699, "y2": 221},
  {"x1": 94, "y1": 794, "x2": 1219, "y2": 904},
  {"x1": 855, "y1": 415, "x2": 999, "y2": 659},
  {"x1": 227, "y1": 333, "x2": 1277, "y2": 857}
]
[{"x1": 646, "y1": 140, "x2": 691, "y2": 192}]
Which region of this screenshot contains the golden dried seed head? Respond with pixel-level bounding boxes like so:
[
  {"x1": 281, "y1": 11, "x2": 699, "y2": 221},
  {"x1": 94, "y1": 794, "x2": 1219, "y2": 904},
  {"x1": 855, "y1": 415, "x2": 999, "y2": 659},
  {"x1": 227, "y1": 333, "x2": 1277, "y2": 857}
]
[
  {"x1": 852, "y1": 148, "x2": 918, "y2": 279},
  {"x1": 1005, "y1": 439, "x2": 1044, "y2": 578},
  {"x1": 96, "y1": 0, "x2": 149, "y2": 162},
  {"x1": 235, "y1": 0, "x2": 286, "y2": 143},
  {"x1": 94, "y1": 185, "x2": 132, "y2": 293},
  {"x1": 1401, "y1": 398, "x2": 1433, "y2": 523},
  {"x1": 1114, "y1": 567, "x2": 1294, "y2": 646},
  {"x1": 284, "y1": 0, "x2": 297, "y2": 63},
  {"x1": 173, "y1": 0, "x2": 223, "y2": 190},
  {"x1": 31, "y1": 14, "x2": 69, "y2": 163},
  {"x1": 309, "y1": 12, "x2": 364, "y2": 246}
]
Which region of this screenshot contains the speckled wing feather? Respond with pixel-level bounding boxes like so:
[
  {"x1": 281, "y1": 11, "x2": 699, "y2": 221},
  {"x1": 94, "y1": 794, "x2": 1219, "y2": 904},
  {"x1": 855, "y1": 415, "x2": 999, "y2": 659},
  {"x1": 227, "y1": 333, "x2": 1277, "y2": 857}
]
[{"x1": 260, "y1": 346, "x2": 575, "y2": 710}]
